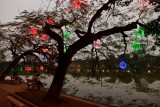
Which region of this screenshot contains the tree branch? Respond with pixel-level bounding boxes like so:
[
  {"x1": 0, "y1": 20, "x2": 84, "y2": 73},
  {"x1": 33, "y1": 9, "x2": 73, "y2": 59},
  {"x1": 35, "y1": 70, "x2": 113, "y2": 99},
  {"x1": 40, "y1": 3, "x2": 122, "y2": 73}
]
[
  {"x1": 65, "y1": 21, "x2": 138, "y2": 63},
  {"x1": 43, "y1": 24, "x2": 64, "y2": 57},
  {"x1": 75, "y1": 30, "x2": 86, "y2": 38},
  {"x1": 87, "y1": 0, "x2": 115, "y2": 33}
]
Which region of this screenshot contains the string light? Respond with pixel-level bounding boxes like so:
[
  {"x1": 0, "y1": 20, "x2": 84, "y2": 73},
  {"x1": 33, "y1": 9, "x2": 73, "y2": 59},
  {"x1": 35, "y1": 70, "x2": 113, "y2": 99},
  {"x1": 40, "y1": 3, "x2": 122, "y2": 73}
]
[
  {"x1": 42, "y1": 48, "x2": 48, "y2": 52},
  {"x1": 132, "y1": 41, "x2": 141, "y2": 51},
  {"x1": 20, "y1": 66, "x2": 23, "y2": 72},
  {"x1": 47, "y1": 19, "x2": 54, "y2": 25},
  {"x1": 25, "y1": 67, "x2": 31, "y2": 71},
  {"x1": 64, "y1": 45, "x2": 66, "y2": 52},
  {"x1": 93, "y1": 39, "x2": 102, "y2": 49},
  {"x1": 53, "y1": 59, "x2": 57, "y2": 63},
  {"x1": 42, "y1": 55, "x2": 45, "y2": 59},
  {"x1": 135, "y1": 27, "x2": 145, "y2": 37},
  {"x1": 54, "y1": 63, "x2": 58, "y2": 67},
  {"x1": 119, "y1": 61, "x2": 127, "y2": 69},
  {"x1": 138, "y1": 0, "x2": 150, "y2": 10},
  {"x1": 48, "y1": 50, "x2": 52, "y2": 54},
  {"x1": 40, "y1": 66, "x2": 44, "y2": 70},
  {"x1": 64, "y1": 32, "x2": 70, "y2": 38},
  {"x1": 36, "y1": 67, "x2": 38, "y2": 70},
  {"x1": 126, "y1": 70, "x2": 130, "y2": 73},
  {"x1": 30, "y1": 27, "x2": 37, "y2": 35},
  {"x1": 41, "y1": 34, "x2": 48, "y2": 41},
  {"x1": 72, "y1": 0, "x2": 81, "y2": 8}
]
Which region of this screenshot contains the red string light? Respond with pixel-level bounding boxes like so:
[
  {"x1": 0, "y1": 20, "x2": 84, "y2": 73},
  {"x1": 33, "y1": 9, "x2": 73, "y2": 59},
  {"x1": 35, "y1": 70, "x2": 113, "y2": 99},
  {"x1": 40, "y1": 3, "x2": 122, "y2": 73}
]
[
  {"x1": 138, "y1": 0, "x2": 150, "y2": 10},
  {"x1": 40, "y1": 66, "x2": 44, "y2": 70},
  {"x1": 93, "y1": 39, "x2": 102, "y2": 49},
  {"x1": 30, "y1": 27, "x2": 37, "y2": 35},
  {"x1": 47, "y1": 17, "x2": 55, "y2": 25},
  {"x1": 72, "y1": 0, "x2": 81, "y2": 8},
  {"x1": 47, "y1": 19, "x2": 54, "y2": 25},
  {"x1": 41, "y1": 34, "x2": 48, "y2": 41},
  {"x1": 25, "y1": 67, "x2": 31, "y2": 71},
  {"x1": 42, "y1": 48, "x2": 48, "y2": 52}
]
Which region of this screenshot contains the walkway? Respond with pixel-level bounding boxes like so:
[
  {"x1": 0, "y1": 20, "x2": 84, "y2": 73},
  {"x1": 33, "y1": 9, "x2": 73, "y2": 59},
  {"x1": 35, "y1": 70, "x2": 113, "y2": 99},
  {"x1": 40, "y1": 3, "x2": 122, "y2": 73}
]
[{"x1": 0, "y1": 80, "x2": 116, "y2": 107}]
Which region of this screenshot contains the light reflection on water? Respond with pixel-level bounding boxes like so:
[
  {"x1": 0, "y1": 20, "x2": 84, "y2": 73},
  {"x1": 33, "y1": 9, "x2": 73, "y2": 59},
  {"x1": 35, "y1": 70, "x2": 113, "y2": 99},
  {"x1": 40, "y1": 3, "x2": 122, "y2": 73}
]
[{"x1": 6, "y1": 74, "x2": 160, "y2": 106}]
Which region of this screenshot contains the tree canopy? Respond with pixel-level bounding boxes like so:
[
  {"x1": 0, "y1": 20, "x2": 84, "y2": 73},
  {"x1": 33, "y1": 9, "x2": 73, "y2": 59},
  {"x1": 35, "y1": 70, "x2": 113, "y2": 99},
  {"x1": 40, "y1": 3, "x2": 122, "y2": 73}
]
[{"x1": 0, "y1": 0, "x2": 160, "y2": 101}]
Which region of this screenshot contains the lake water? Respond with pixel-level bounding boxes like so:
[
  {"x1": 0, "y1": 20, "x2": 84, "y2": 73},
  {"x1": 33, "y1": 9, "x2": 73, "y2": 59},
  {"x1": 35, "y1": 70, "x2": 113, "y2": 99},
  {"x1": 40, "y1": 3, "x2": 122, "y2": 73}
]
[{"x1": 6, "y1": 74, "x2": 160, "y2": 106}]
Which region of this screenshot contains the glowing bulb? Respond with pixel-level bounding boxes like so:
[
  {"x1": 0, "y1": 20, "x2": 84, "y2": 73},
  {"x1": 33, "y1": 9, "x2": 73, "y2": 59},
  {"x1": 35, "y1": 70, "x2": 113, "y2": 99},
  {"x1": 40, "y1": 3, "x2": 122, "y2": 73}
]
[
  {"x1": 64, "y1": 32, "x2": 70, "y2": 38},
  {"x1": 93, "y1": 39, "x2": 102, "y2": 49},
  {"x1": 30, "y1": 27, "x2": 37, "y2": 35},
  {"x1": 42, "y1": 55, "x2": 45, "y2": 59},
  {"x1": 54, "y1": 63, "x2": 58, "y2": 67},
  {"x1": 42, "y1": 48, "x2": 48, "y2": 52},
  {"x1": 126, "y1": 70, "x2": 130, "y2": 73},
  {"x1": 138, "y1": 0, "x2": 150, "y2": 10},
  {"x1": 72, "y1": 0, "x2": 81, "y2": 8},
  {"x1": 132, "y1": 41, "x2": 141, "y2": 51},
  {"x1": 40, "y1": 66, "x2": 44, "y2": 70},
  {"x1": 41, "y1": 34, "x2": 48, "y2": 41},
  {"x1": 47, "y1": 19, "x2": 54, "y2": 25},
  {"x1": 135, "y1": 27, "x2": 144, "y2": 37},
  {"x1": 119, "y1": 61, "x2": 127, "y2": 69}
]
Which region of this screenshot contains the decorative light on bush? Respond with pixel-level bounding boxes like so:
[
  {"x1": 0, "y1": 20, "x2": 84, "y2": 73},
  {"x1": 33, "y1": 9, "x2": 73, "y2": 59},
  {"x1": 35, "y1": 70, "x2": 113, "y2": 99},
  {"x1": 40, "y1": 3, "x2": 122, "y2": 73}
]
[
  {"x1": 135, "y1": 27, "x2": 144, "y2": 37},
  {"x1": 36, "y1": 67, "x2": 38, "y2": 70},
  {"x1": 42, "y1": 48, "x2": 48, "y2": 52},
  {"x1": 30, "y1": 27, "x2": 37, "y2": 35},
  {"x1": 64, "y1": 32, "x2": 70, "y2": 38},
  {"x1": 47, "y1": 17, "x2": 55, "y2": 25},
  {"x1": 53, "y1": 59, "x2": 57, "y2": 63},
  {"x1": 132, "y1": 41, "x2": 141, "y2": 51},
  {"x1": 72, "y1": 0, "x2": 81, "y2": 8},
  {"x1": 42, "y1": 55, "x2": 45, "y2": 59},
  {"x1": 54, "y1": 63, "x2": 58, "y2": 67},
  {"x1": 41, "y1": 34, "x2": 48, "y2": 41},
  {"x1": 93, "y1": 39, "x2": 102, "y2": 49},
  {"x1": 138, "y1": 0, "x2": 150, "y2": 10},
  {"x1": 40, "y1": 66, "x2": 44, "y2": 71},
  {"x1": 47, "y1": 19, "x2": 54, "y2": 25},
  {"x1": 47, "y1": 50, "x2": 52, "y2": 54},
  {"x1": 20, "y1": 66, "x2": 23, "y2": 72},
  {"x1": 64, "y1": 45, "x2": 66, "y2": 52},
  {"x1": 25, "y1": 67, "x2": 31, "y2": 71},
  {"x1": 119, "y1": 61, "x2": 127, "y2": 69},
  {"x1": 126, "y1": 70, "x2": 130, "y2": 73}
]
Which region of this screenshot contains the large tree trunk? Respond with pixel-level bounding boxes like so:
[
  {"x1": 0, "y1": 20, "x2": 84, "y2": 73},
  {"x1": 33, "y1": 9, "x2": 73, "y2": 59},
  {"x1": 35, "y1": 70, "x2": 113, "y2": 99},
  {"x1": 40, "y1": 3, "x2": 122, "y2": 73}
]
[{"x1": 43, "y1": 55, "x2": 71, "y2": 101}]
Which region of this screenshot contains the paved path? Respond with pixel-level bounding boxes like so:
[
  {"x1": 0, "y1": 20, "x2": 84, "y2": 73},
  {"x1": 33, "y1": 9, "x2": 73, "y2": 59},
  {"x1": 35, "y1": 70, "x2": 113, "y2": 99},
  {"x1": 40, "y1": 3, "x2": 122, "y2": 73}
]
[
  {"x1": 0, "y1": 88, "x2": 11, "y2": 107},
  {"x1": 0, "y1": 80, "x2": 28, "y2": 107},
  {"x1": 0, "y1": 83, "x2": 28, "y2": 93},
  {"x1": 0, "y1": 80, "x2": 116, "y2": 107}
]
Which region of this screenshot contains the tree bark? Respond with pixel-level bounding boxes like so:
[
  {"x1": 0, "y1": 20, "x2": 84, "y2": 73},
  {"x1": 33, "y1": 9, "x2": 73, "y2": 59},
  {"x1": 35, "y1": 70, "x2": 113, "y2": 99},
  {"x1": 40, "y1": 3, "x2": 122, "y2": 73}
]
[{"x1": 43, "y1": 56, "x2": 71, "y2": 101}]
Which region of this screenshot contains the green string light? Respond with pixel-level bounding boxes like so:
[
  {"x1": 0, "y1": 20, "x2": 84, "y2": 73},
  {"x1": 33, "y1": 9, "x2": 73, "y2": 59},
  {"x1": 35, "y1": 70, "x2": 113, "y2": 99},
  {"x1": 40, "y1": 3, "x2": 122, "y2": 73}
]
[
  {"x1": 132, "y1": 41, "x2": 141, "y2": 51},
  {"x1": 64, "y1": 45, "x2": 66, "y2": 52},
  {"x1": 135, "y1": 27, "x2": 144, "y2": 37},
  {"x1": 64, "y1": 32, "x2": 70, "y2": 38},
  {"x1": 20, "y1": 66, "x2": 23, "y2": 72},
  {"x1": 126, "y1": 70, "x2": 130, "y2": 73}
]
